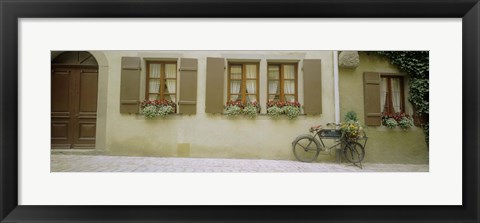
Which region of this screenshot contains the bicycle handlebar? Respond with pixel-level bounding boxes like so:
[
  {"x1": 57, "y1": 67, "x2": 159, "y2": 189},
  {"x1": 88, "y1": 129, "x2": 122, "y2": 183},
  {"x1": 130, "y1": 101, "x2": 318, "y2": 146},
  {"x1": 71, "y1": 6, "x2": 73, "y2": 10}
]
[{"x1": 310, "y1": 122, "x2": 341, "y2": 133}]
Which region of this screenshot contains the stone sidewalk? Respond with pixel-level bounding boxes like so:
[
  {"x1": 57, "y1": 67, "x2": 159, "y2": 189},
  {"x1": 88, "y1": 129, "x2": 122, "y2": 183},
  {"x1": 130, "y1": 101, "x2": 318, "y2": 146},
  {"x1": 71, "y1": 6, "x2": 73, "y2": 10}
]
[{"x1": 51, "y1": 154, "x2": 428, "y2": 172}]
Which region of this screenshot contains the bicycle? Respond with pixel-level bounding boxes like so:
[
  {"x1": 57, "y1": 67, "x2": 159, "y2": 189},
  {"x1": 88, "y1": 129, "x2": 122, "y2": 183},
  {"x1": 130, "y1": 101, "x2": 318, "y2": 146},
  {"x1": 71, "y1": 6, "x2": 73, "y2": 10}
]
[{"x1": 292, "y1": 123, "x2": 367, "y2": 168}]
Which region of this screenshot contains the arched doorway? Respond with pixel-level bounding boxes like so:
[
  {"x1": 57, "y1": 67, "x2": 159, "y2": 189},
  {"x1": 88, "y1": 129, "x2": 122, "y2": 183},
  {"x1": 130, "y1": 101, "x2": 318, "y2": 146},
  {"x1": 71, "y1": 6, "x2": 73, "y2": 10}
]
[{"x1": 51, "y1": 51, "x2": 98, "y2": 149}]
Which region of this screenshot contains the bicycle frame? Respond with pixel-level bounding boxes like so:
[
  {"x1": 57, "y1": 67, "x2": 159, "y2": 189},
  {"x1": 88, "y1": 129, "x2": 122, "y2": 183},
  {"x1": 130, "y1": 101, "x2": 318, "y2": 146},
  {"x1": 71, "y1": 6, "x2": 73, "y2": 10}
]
[
  {"x1": 312, "y1": 128, "x2": 345, "y2": 152},
  {"x1": 312, "y1": 126, "x2": 368, "y2": 151}
]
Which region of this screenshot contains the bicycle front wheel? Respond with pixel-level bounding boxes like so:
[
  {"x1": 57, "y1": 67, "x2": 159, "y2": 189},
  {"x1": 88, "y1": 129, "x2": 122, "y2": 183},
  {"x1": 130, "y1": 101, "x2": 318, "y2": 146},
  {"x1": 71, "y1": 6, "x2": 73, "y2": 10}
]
[
  {"x1": 292, "y1": 135, "x2": 320, "y2": 162},
  {"x1": 343, "y1": 141, "x2": 365, "y2": 163}
]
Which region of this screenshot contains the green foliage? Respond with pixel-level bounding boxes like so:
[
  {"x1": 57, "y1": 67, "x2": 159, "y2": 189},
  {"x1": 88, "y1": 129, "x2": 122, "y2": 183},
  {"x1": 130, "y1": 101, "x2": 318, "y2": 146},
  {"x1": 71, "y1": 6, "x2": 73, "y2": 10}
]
[
  {"x1": 398, "y1": 117, "x2": 414, "y2": 130},
  {"x1": 267, "y1": 106, "x2": 283, "y2": 119},
  {"x1": 266, "y1": 101, "x2": 301, "y2": 119},
  {"x1": 340, "y1": 120, "x2": 364, "y2": 140},
  {"x1": 408, "y1": 78, "x2": 429, "y2": 114},
  {"x1": 344, "y1": 111, "x2": 358, "y2": 122},
  {"x1": 283, "y1": 106, "x2": 301, "y2": 120},
  {"x1": 423, "y1": 123, "x2": 429, "y2": 145},
  {"x1": 225, "y1": 105, "x2": 242, "y2": 117},
  {"x1": 140, "y1": 99, "x2": 176, "y2": 119},
  {"x1": 266, "y1": 105, "x2": 301, "y2": 120},
  {"x1": 373, "y1": 51, "x2": 429, "y2": 144},
  {"x1": 375, "y1": 51, "x2": 429, "y2": 79},
  {"x1": 225, "y1": 101, "x2": 260, "y2": 118},
  {"x1": 141, "y1": 104, "x2": 174, "y2": 119},
  {"x1": 157, "y1": 106, "x2": 175, "y2": 118},
  {"x1": 384, "y1": 118, "x2": 398, "y2": 129},
  {"x1": 142, "y1": 105, "x2": 159, "y2": 119},
  {"x1": 243, "y1": 105, "x2": 259, "y2": 118}
]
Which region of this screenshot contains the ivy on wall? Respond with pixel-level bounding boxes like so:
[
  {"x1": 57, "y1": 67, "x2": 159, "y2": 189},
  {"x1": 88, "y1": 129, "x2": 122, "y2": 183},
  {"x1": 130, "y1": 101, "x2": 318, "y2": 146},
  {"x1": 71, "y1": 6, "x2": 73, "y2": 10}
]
[{"x1": 373, "y1": 51, "x2": 429, "y2": 145}]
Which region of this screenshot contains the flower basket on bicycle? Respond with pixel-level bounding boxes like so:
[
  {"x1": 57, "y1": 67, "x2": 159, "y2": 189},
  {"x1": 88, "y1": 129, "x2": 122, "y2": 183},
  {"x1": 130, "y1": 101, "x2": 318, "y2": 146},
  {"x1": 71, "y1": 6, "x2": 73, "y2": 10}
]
[{"x1": 340, "y1": 121, "x2": 364, "y2": 141}]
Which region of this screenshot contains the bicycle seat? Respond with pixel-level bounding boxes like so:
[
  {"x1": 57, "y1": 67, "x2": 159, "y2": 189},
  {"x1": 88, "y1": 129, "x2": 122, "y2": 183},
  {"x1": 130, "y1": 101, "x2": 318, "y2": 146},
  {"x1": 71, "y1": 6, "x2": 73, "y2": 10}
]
[{"x1": 309, "y1": 125, "x2": 322, "y2": 132}]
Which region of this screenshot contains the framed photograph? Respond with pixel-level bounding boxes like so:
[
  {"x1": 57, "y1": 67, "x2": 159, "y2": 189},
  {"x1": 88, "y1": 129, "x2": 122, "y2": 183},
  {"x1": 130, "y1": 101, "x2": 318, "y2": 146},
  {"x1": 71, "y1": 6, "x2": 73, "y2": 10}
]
[{"x1": 1, "y1": 0, "x2": 478, "y2": 222}]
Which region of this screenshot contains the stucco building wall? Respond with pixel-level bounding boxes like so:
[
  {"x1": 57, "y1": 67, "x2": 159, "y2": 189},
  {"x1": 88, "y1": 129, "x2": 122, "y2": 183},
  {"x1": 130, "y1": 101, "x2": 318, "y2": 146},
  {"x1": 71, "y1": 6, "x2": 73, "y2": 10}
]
[
  {"x1": 101, "y1": 51, "x2": 337, "y2": 161},
  {"x1": 338, "y1": 52, "x2": 428, "y2": 164}
]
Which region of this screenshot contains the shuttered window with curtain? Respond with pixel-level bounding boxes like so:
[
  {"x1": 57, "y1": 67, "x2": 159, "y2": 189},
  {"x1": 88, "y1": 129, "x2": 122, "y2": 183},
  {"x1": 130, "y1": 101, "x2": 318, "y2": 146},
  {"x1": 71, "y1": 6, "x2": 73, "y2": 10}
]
[
  {"x1": 380, "y1": 76, "x2": 405, "y2": 114},
  {"x1": 227, "y1": 62, "x2": 259, "y2": 103},
  {"x1": 145, "y1": 61, "x2": 177, "y2": 102},
  {"x1": 364, "y1": 72, "x2": 406, "y2": 126},
  {"x1": 197, "y1": 58, "x2": 322, "y2": 116},
  {"x1": 267, "y1": 63, "x2": 298, "y2": 102}
]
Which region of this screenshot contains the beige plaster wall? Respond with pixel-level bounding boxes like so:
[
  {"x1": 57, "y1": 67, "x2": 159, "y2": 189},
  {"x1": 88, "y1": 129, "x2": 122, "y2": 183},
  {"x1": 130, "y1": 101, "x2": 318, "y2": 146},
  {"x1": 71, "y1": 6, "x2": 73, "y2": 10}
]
[
  {"x1": 339, "y1": 52, "x2": 428, "y2": 164},
  {"x1": 102, "y1": 51, "x2": 337, "y2": 162},
  {"x1": 89, "y1": 51, "x2": 109, "y2": 151}
]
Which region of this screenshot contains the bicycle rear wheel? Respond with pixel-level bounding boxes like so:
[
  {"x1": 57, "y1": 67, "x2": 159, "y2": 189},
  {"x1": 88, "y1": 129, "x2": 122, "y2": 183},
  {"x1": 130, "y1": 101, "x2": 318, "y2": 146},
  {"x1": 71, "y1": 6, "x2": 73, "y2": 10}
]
[
  {"x1": 292, "y1": 135, "x2": 320, "y2": 162},
  {"x1": 343, "y1": 141, "x2": 365, "y2": 163}
]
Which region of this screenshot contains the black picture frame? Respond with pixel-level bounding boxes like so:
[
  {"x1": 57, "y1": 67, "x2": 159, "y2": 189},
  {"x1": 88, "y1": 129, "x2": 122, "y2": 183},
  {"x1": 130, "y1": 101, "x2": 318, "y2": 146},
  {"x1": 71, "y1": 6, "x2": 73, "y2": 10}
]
[{"x1": 1, "y1": 0, "x2": 479, "y2": 222}]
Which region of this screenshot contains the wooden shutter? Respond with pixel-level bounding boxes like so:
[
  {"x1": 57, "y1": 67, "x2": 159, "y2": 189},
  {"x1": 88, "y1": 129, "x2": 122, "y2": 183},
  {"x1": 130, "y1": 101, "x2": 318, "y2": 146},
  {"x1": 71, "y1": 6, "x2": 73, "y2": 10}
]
[
  {"x1": 178, "y1": 58, "x2": 198, "y2": 115},
  {"x1": 364, "y1": 72, "x2": 382, "y2": 126},
  {"x1": 303, "y1": 59, "x2": 322, "y2": 115},
  {"x1": 205, "y1": 57, "x2": 225, "y2": 113},
  {"x1": 120, "y1": 57, "x2": 141, "y2": 114}
]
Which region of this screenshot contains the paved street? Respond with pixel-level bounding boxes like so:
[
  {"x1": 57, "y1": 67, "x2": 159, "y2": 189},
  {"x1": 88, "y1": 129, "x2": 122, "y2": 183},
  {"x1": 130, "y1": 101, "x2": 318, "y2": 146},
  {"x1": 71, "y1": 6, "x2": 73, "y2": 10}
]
[{"x1": 51, "y1": 154, "x2": 428, "y2": 172}]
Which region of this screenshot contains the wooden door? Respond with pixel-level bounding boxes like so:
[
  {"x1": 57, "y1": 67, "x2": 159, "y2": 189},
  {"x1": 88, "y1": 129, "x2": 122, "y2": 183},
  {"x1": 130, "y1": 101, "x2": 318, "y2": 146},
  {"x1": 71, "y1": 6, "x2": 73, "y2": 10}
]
[{"x1": 51, "y1": 66, "x2": 98, "y2": 149}]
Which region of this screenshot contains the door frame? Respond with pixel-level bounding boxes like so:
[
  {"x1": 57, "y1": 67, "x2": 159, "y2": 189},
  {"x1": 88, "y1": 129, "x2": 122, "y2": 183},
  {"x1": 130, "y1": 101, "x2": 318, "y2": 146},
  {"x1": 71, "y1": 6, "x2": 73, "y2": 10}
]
[{"x1": 51, "y1": 51, "x2": 109, "y2": 151}]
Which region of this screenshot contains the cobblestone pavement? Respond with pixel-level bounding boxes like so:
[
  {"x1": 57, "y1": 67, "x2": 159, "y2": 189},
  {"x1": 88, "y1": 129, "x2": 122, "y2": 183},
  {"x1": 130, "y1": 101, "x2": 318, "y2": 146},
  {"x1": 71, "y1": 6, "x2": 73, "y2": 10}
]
[{"x1": 51, "y1": 154, "x2": 428, "y2": 172}]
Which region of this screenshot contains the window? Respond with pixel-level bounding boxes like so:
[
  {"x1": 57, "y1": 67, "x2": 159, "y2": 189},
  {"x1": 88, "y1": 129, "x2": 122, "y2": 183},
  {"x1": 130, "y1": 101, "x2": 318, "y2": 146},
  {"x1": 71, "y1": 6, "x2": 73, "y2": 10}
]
[
  {"x1": 268, "y1": 63, "x2": 298, "y2": 102},
  {"x1": 146, "y1": 61, "x2": 177, "y2": 102},
  {"x1": 363, "y1": 72, "x2": 405, "y2": 126},
  {"x1": 227, "y1": 63, "x2": 259, "y2": 103},
  {"x1": 380, "y1": 76, "x2": 404, "y2": 114}
]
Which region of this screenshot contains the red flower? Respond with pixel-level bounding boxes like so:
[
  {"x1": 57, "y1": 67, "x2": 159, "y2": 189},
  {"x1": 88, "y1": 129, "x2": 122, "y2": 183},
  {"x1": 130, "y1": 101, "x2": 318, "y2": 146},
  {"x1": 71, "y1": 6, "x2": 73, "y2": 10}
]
[
  {"x1": 141, "y1": 99, "x2": 176, "y2": 110},
  {"x1": 266, "y1": 100, "x2": 301, "y2": 108}
]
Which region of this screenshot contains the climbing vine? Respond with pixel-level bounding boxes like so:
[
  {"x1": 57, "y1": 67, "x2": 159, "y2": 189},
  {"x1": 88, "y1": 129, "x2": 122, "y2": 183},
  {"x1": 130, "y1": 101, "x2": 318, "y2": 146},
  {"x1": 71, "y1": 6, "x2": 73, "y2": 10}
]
[{"x1": 373, "y1": 51, "x2": 429, "y2": 145}]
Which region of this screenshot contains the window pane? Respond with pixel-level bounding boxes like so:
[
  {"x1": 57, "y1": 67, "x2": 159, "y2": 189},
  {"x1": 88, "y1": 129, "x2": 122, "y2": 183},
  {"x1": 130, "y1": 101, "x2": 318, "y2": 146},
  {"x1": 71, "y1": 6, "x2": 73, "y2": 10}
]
[
  {"x1": 230, "y1": 65, "x2": 242, "y2": 79},
  {"x1": 148, "y1": 94, "x2": 159, "y2": 100},
  {"x1": 149, "y1": 64, "x2": 161, "y2": 78},
  {"x1": 165, "y1": 79, "x2": 176, "y2": 96},
  {"x1": 246, "y1": 80, "x2": 256, "y2": 94},
  {"x1": 268, "y1": 94, "x2": 280, "y2": 101},
  {"x1": 284, "y1": 80, "x2": 295, "y2": 94},
  {"x1": 149, "y1": 79, "x2": 160, "y2": 93},
  {"x1": 284, "y1": 65, "x2": 295, "y2": 79},
  {"x1": 246, "y1": 65, "x2": 257, "y2": 79},
  {"x1": 268, "y1": 80, "x2": 280, "y2": 94},
  {"x1": 391, "y1": 78, "x2": 401, "y2": 113},
  {"x1": 165, "y1": 64, "x2": 176, "y2": 78},
  {"x1": 268, "y1": 65, "x2": 280, "y2": 79},
  {"x1": 230, "y1": 94, "x2": 242, "y2": 101},
  {"x1": 164, "y1": 94, "x2": 176, "y2": 102},
  {"x1": 230, "y1": 80, "x2": 242, "y2": 94},
  {"x1": 285, "y1": 95, "x2": 295, "y2": 102},
  {"x1": 381, "y1": 77, "x2": 388, "y2": 113},
  {"x1": 246, "y1": 95, "x2": 257, "y2": 103}
]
